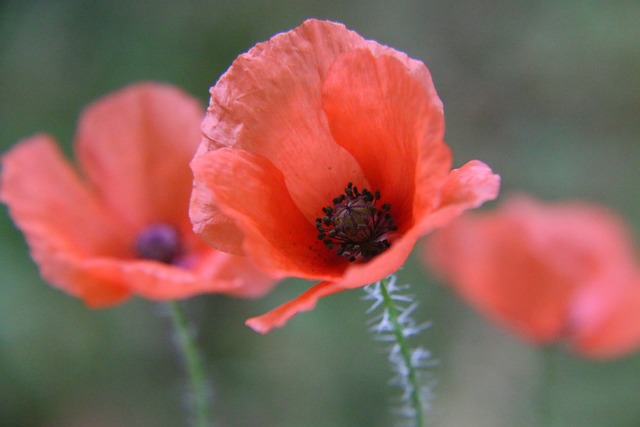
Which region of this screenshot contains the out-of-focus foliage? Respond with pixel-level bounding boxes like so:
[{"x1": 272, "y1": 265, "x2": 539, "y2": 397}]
[{"x1": 1, "y1": 1, "x2": 638, "y2": 426}]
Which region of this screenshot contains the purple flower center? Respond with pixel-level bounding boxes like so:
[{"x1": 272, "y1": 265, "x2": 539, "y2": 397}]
[
  {"x1": 316, "y1": 183, "x2": 397, "y2": 262},
  {"x1": 134, "y1": 224, "x2": 183, "y2": 264}
]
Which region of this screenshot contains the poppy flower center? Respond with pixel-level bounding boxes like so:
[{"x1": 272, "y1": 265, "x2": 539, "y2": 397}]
[
  {"x1": 135, "y1": 224, "x2": 183, "y2": 264},
  {"x1": 315, "y1": 183, "x2": 397, "y2": 262}
]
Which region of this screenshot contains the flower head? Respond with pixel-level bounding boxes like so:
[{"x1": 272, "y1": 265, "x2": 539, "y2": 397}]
[
  {"x1": 423, "y1": 194, "x2": 640, "y2": 358},
  {"x1": 190, "y1": 19, "x2": 500, "y2": 333},
  {"x1": 1, "y1": 83, "x2": 276, "y2": 307}
]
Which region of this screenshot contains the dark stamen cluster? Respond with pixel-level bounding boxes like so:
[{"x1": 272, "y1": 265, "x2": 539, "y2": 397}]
[
  {"x1": 134, "y1": 224, "x2": 183, "y2": 264},
  {"x1": 316, "y1": 183, "x2": 398, "y2": 262}
]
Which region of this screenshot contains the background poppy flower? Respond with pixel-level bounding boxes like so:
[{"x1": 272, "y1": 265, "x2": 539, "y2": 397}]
[
  {"x1": 1, "y1": 82, "x2": 277, "y2": 307},
  {"x1": 422, "y1": 194, "x2": 640, "y2": 358},
  {"x1": 190, "y1": 19, "x2": 500, "y2": 333}
]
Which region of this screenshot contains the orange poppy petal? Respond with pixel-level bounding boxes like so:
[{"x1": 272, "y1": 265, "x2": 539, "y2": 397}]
[
  {"x1": 421, "y1": 160, "x2": 500, "y2": 231},
  {"x1": 424, "y1": 194, "x2": 640, "y2": 357},
  {"x1": 201, "y1": 19, "x2": 369, "y2": 222},
  {"x1": 190, "y1": 20, "x2": 502, "y2": 331},
  {"x1": 75, "y1": 82, "x2": 204, "y2": 230},
  {"x1": 570, "y1": 278, "x2": 640, "y2": 359},
  {"x1": 190, "y1": 144, "x2": 248, "y2": 255},
  {"x1": 84, "y1": 251, "x2": 277, "y2": 301},
  {"x1": 59, "y1": 262, "x2": 131, "y2": 307},
  {"x1": 0, "y1": 135, "x2": 132, "y2": 305},
  {"x1": 245, "y1": 281, "x2": 345, "y2": 333},
  {"x1": 192, "y1": 251, "x2": 279, "y2": 298},
  {"x1": 424, "y1": 210, "x2": 574, "y2": 342},
  {"x1": 192, "y1": 148, "x2": 346, "y2": 279},
  {"x1": 338, "y1": 228, "x2": 422, "y2": 289},
  {"x1": 322, "y1": 47, "x2": 449, "y2": 227},
  {"x1": 244, "y1": 225, "x2": 423, "y2": 332}
]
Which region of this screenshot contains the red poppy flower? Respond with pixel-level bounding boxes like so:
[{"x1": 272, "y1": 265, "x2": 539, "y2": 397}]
[
  {"x1": 423, "y1": 194, "x2": 640, "y2": 358},
  {"x1": 190, "y1": 19, "x2": 500, "y2": 333},
  {"x1": 1, "y1": 83, "x2": 276, "y2": 307}
]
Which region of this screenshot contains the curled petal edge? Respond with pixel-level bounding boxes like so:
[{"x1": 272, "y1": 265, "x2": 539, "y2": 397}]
[{"x1": 245, "y1": 281, "x2": 345, "y2": 334}]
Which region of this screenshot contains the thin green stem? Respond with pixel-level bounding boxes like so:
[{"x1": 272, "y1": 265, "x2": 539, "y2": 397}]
[
  {"x1": 379, "y1": 277, "x2": 426, "y2": 427},
  {"x1": 538, "y1": 346, "x2": 560, "y2": 427},
  {"x1": 167, "y1": 301, "x2": 212, "y2": 427}
]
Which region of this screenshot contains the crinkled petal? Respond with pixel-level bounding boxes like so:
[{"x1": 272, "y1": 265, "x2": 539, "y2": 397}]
[
  {"x1": 189, "y1": 143, "x2": 247, "y2": 255},
  {"x1": 76, "y1": 82, "x2": 204, "y2": 230},
  {"x1": 322, "y1": 47, "x2": 449, "y2": 228},
  {"x1": 246, "y1": 281, "x2": 345, "y2": 333},
  {"x1": 0, "y1": 135, "x2": 132, "y2": 305},
  {"x1": 201, "y1": 19, "x2": 369, "y2": 222},
  {"x1": 191, "y1": 147, "x2": 346, "y2": 279},
  {"x1": 190, "y1": 19, "x2": 503, "y2": 332}
]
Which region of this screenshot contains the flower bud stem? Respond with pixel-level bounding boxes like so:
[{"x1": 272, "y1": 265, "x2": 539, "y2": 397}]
[{"x1": 167, "y1": 301, "x2": 213, "y2": 427}]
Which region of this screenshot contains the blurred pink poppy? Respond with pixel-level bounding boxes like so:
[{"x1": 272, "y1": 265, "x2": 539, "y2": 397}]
[
  {"x1": 423, "y1": 194, "x2": 640, "y2": 358},
  {"x1": 1, "y1": 83, "x2": 277, "y2": 307}
]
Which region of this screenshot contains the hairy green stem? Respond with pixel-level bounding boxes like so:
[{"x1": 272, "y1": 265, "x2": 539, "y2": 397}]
[
  {"x1": 167, "y1": 301, "x2": 212, "y2": 427},
  {"x1": 379, "y1": 277, "x2": 426, "y2": 427}
]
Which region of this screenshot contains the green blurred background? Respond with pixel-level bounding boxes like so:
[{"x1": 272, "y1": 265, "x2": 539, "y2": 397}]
[{"x1": 1, "y1": 1, "x2": 639, "y2": 426}]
